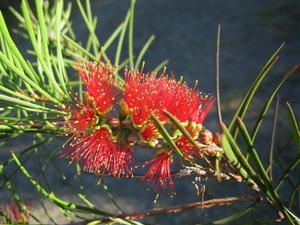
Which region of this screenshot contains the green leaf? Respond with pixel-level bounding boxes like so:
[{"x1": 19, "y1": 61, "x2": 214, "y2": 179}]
[
  {"x1": 54, "y1": 0, "x2": 71, "y2": 98},
  {"x1": 221, "y1": 123, "x2": 295, "y2": 224},
  {"x1": 0, "y1": 85, "x2": 34, "y2": 102},
  {"x1": 153, "y1": 59, "x2": 169, "y2": 73},
  {"x1": 269, "y1": 97, "x2": 280, "y2": 182},
  {"x1": 228, "y1": 43, "x2": 285, "y2": 137},
  {"x1": 87, "y1": 220, "x2": 102, "y2": 225},
  {"x1": 164, "y1": 110, "x2": 222, "y2": 155},
  {"x1": 115, "y1": 11, "x2": 130, "y2": 66},
  {"x1": 135, "y1": 35, "x2": 155, "y2": 69},
  {"x1": 0, "y1": 94, "x2": 58, "y2": 113},
  {"x1": 1, "y1": 138, "x2": 50, "y2": 168},
  {"x1": 289, "y1": 180, "x2": 300, "y2": 209},
  {"x1": 9, "y1": 6, "x2": 25, "y2": 24},
  {"x1": 220, "y1": 134, "x2": 249, "y2": 180},
  {"x1": 63, "y1": 34, "x2": 97, "y2": 60},
  {"x1": 251, "y1": 66, "x2": 298, "y2": 141},
  {"x1": 128, "y1": 0, "x2": 136, "y2": 69},
  {"x1": 221, "y1": 123, "x2": 264, "y2": 189},
  {"x1": 21, "y1": 0, "x2": 65, "y2": 97},
  {"x1": 236, "y1": 118, "x2": 274, "y2": 189},
  {"x1": 0, "y1": 168, "x2": 41, "y2": 223},
  {"x1": 110, "y1": 218, "x2": 145, "y2": 225},
  {"x1": 102, "y1": 23, "x2": 124, "y2": 55},
  {"x1": 97, "y1": 179, "x2": 122, "y2": 212},
  {"x1": 101, "y1": 22, "x2": 125, "y2": 84},
  {"x1": 76, "y1": 0, "x2": 100, "y2": 54},
  {"x1": 286, "y1": 102, "x2": 300, "y2": 152},
  {"x1": 0, "y1": 139, "x2": 52, "y2": 193},
  {"x1": 150, "y1": 113, "x2": 199, "y2": 167},
  {"x1": 275, "y1": 154, "x2": 300, "y2": 191},
  {"x1": 35, "y1": 0, "x2": 52, "y2": 74},
  {"x1": 0, "y1": 11, "x2": 60, "y2": 104},
  {"x1": 150, "y1": 113, "x2": 184, "y2": 158},
  {"x1": 284, "y1": 207, "x2": 300, "y2": 223},
  {"x1": 11, "y1": 152, "x2": 114, "y2": 217},
  {"x1": 0, "y1": 210, "x2": 12, "y2": 224},
  {"x1": 39, "y1": 144, "x2": 97, "y2": 209}
]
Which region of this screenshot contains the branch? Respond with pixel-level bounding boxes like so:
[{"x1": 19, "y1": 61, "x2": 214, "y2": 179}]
[
  {"x1": 75, "y1": 194, "x2": 261, "y2": 224},
  {"x1": 119, "y1": 194, "x2": 260, "y2": 220},
  {"x1": 216, "y1": 24, "x2": 223, "y2": 126}
]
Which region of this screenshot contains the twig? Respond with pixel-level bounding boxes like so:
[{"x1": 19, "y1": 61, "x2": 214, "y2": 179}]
[
  {"x1": 216, "y1": 24, "x2": 223, "y2": 126},
  {"x1": 269, "y1": 95, "x2": 280, "y2": 180},
  {"x1": 75, "y1": 194, "x2": 261, "y2": 224},
  {"x1": 174, "y1": 166, "x2": 243, "y2": 182}
]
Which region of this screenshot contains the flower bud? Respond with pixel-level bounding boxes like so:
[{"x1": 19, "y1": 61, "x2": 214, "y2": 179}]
[
  {"x1": 199, "y1": 129, "x2": 213, "y2": 144},
  {"x1": 213, "y1": 132, "x2": 221, "y2": 146}
]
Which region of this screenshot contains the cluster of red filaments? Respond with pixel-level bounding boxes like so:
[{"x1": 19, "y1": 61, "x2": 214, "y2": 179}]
[
  {"x1": 58, "y1": 60, "x2": 215, "y2": 194},
  {"x1": 0, "y1": 200, "x2": 31, "y2": 224}
]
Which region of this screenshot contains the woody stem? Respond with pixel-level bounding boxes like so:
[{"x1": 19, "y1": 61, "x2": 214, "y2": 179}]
[{"x1": 74, "y1": 194, "x2": 261, "y2": 224}]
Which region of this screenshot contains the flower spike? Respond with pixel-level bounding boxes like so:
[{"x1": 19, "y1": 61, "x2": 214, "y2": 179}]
[
  {"x1": 191, "y1": 93, "x2": 215, "y2": 125},
  {"x1": 122, "y1": 68, "x2": 163, "y2": 125},
  {"x1": 141, "y1": 153, "x2": 174, "y2": 194},
  {"x1": 62, "y1": 126, "x2": 134, "y2": 177},
  {"x1": 56, "y1": 93, "x2": 97, "y2": 138},
  {"x1": 57, "y1": 61, "x2": 215, "y2": 194},
  {"x1": 76, "y1": 60, "x2": 121, "y2": 114}
]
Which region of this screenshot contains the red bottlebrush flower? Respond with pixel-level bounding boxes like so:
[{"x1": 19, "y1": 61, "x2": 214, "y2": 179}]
[
  {"x1": 122, "y1": 67, "x2": 214, "y2": 152},
  {"x1": 176, "y1": 135, "x2": 207, "y2": 161},
  {"x1": 141, "y1": 153, "x2": 174, "y2": 193},
  {"x1": 122, "y1": 68, "x2": 163, "y2": 125},
  {"x1": 62, "y1": 127, "x2": 134, "y2": 177},
  {"x1": 139, "y1": 122, "x2": 159, "y2": 143},
  {"x1": 175, "y1": 124, "x2": 204, "y2": 160},
  {"x1": 159, "y1": 79, "x2": 193, "y2": 123},
  {"x1": 160, "y1": 79, "x2": 211, "y2": 124},
  {"x1": 76, "y1": 60, "x2": 121, "y2": 114},
  {"x1": 0, "y1": 200, "x2": 31, "y2": 224},
  {"x1": 110, "y1": 145, "x2": 134, "y2": 178},
  {"x1": 190, "y1": 93, "x2": 215, "y2": 124},
  {"x1": 122, "y1": 67, "x2": 214, "y2": 126},
  {"x1": 176, "y1": 135, "x2": 197, "y2": 160},
  {"x1": 57, "y1": 94, "x2": 97, "y2": 137}
]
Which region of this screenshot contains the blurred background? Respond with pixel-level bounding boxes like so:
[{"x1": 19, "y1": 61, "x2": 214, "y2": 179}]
[{"x1": 1, "y1": 0, "x2": 300, "y2": 224}]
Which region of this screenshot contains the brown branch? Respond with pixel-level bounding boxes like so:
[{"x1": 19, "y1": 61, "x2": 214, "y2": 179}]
[
  {"x1": 119, "y1": 194, "x2": 261, "y2": 220},
  {"x1": 75, "y1": 194, "x2": 261, "y2": 224}
]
